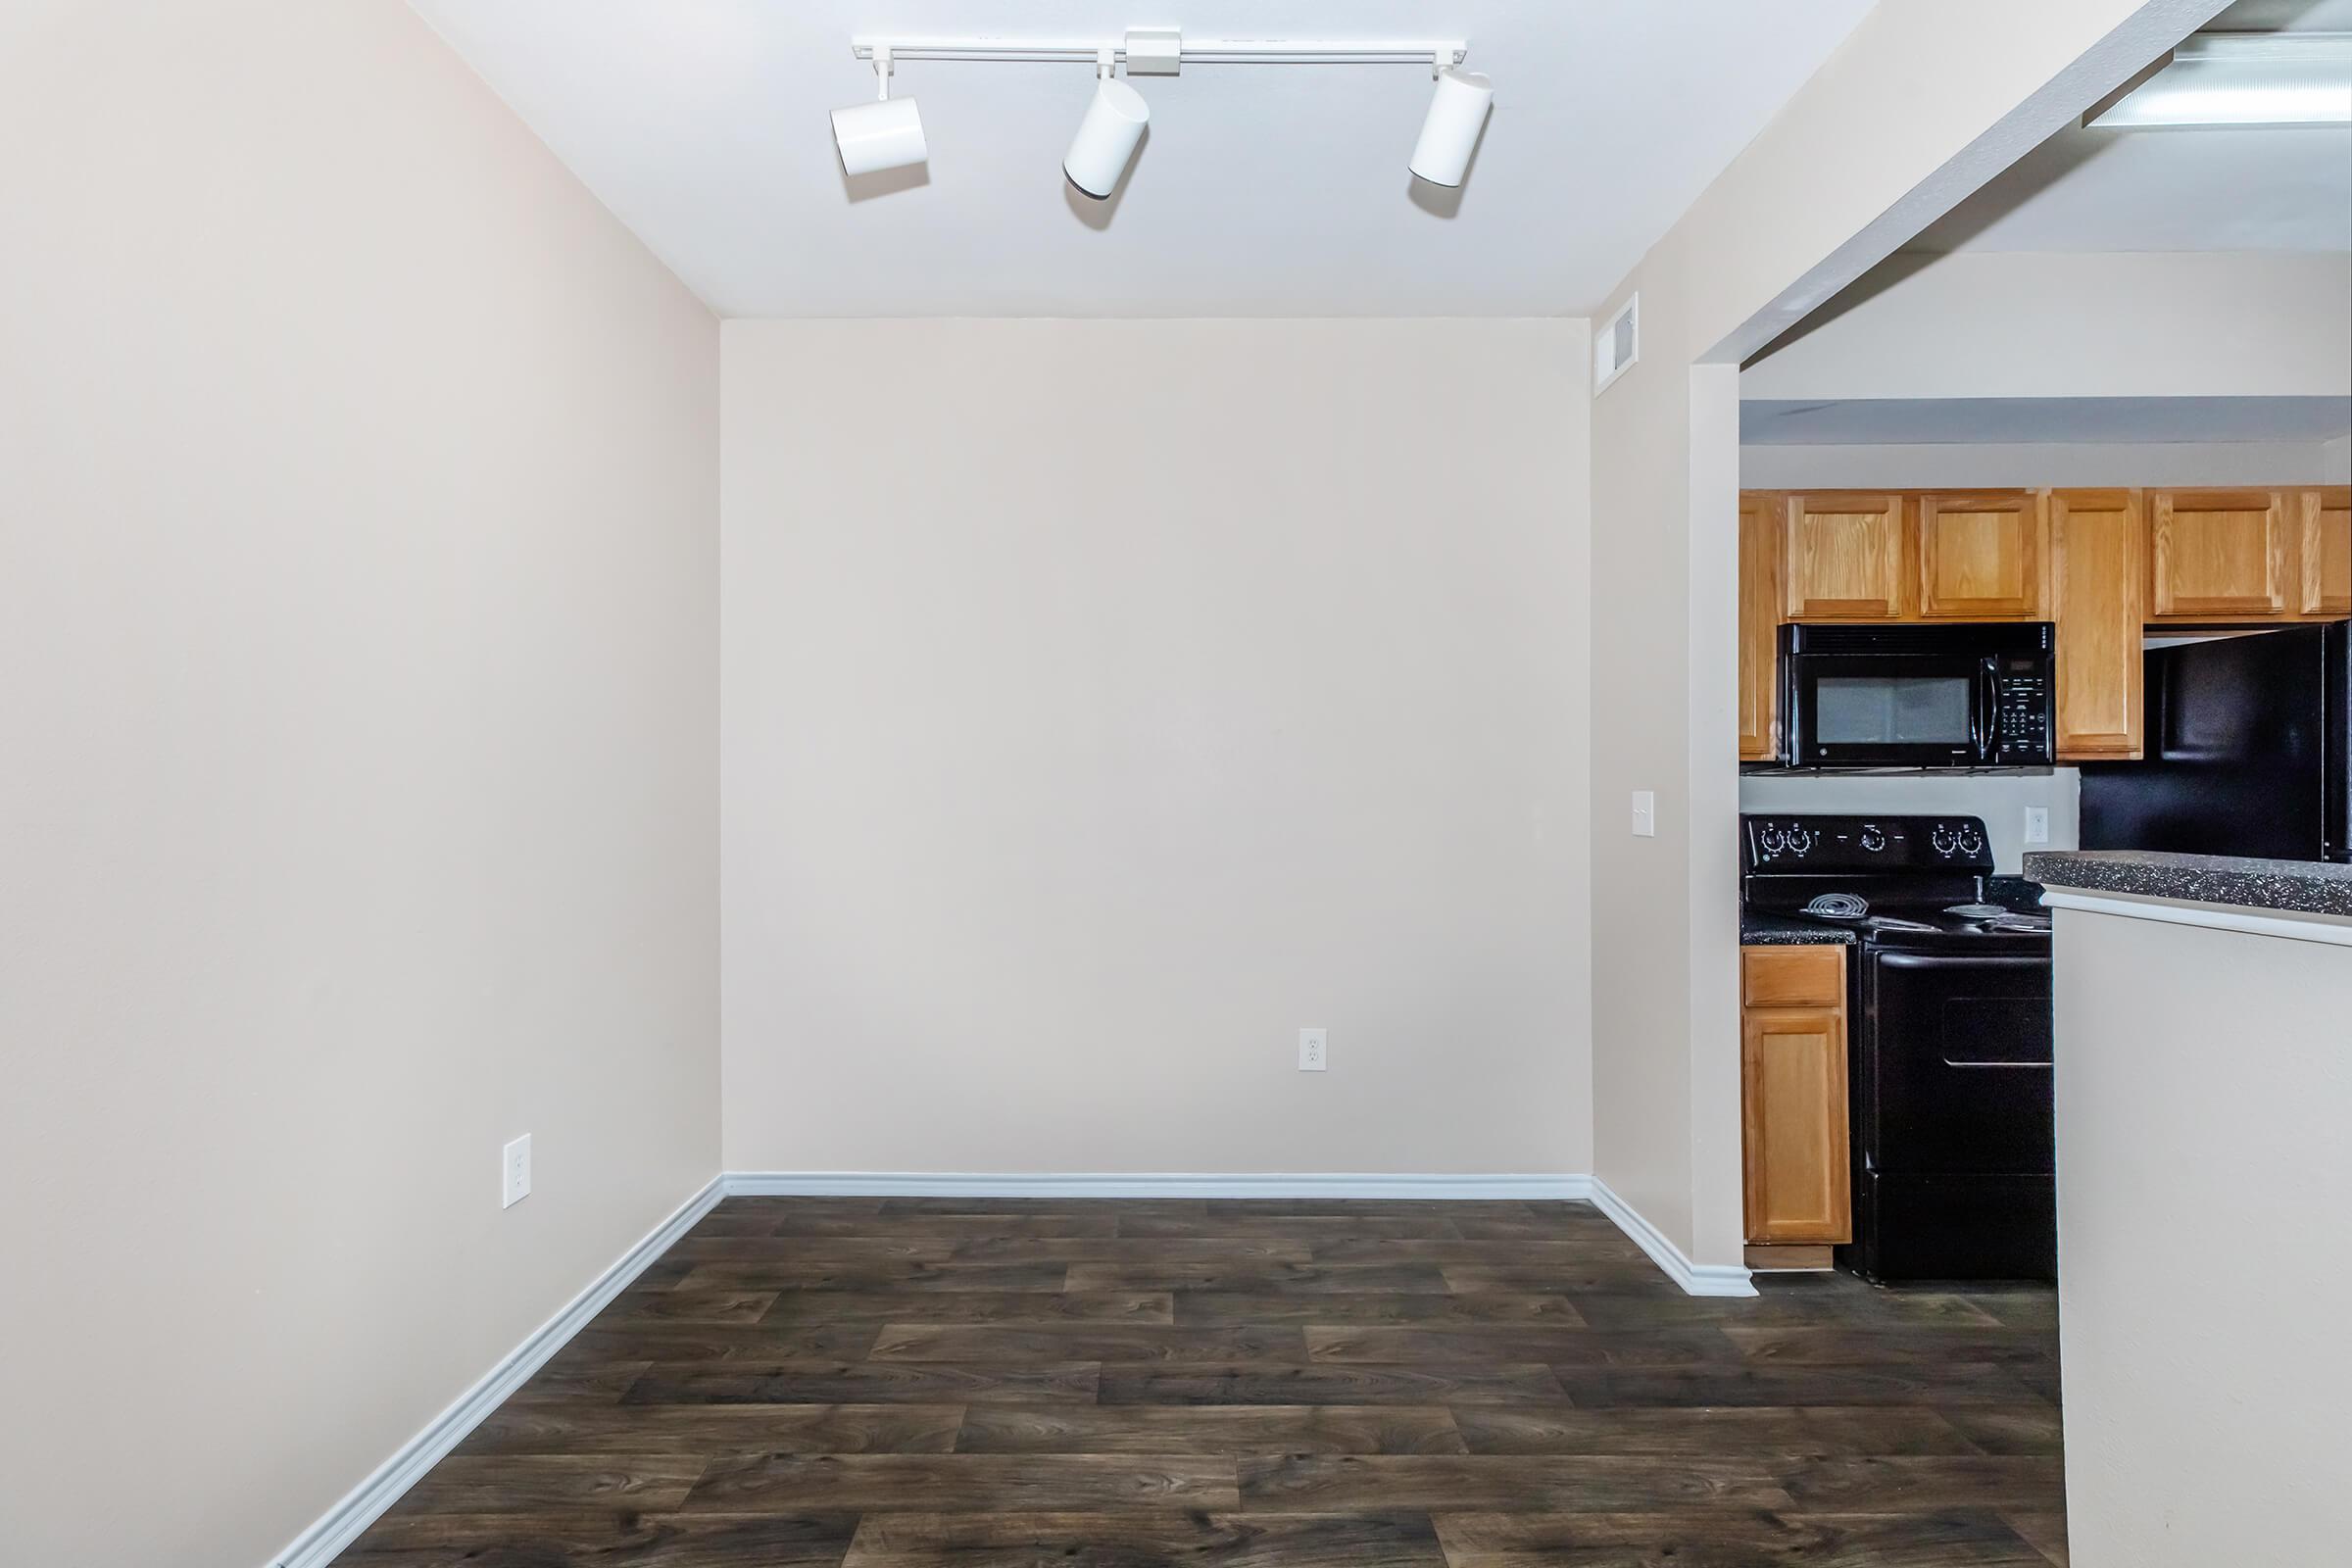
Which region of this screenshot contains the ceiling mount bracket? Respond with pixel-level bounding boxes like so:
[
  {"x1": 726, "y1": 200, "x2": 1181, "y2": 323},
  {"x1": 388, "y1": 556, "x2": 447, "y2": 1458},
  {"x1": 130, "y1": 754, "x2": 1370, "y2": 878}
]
[{"x1": 1125, "y1": 28, "x2": 1183, "y2": 75}]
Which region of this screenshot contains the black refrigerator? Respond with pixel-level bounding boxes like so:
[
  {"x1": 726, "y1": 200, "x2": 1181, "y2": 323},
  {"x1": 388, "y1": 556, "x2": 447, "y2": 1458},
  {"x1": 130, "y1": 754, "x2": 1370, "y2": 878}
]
[{"x1": 2080, "y1": 621, "x2": 2351, "y2": 864}]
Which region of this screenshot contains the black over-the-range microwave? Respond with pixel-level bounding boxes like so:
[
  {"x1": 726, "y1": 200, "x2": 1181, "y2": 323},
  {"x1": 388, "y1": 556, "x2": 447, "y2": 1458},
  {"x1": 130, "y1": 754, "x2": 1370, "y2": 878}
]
[{"x1": 1777, "y1": 621, "x2": 2055, "y2": 769}]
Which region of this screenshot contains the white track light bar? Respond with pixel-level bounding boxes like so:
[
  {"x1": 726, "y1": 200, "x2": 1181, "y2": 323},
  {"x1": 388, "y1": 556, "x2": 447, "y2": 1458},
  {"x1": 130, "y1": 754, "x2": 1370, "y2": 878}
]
[{"x1": 850, "y1": 35, "x2": 1469, "y2": 70}]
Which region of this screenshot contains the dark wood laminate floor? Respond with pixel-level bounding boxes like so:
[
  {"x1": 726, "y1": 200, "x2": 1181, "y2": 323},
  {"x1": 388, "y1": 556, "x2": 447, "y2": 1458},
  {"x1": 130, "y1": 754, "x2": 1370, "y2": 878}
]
[{"x1": 336, "y1": 1198, "x2": 2066, "y2": 1566}]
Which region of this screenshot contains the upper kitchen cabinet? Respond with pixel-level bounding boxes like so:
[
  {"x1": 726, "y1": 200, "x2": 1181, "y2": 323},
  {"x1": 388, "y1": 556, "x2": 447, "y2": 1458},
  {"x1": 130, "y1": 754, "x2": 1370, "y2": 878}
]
[
  {"x1": 2298, "y1": 487, "x2": 2350, "y2": 619},
  {"x1": 2148, "y1": 488, "x2": 2292, "y2": 620},
  {"x1": 1739, "y1": 493, "x2": 1785, "y2": 761},
  {"x1": 1737, "y1": 482, "x2": 2345, "y2": 763},
  {"x1": 1916, "y1": 491, "x2": 2046, "y2": 619},
  {"x1": 2050, "y1": 489, "x2": 2143, "y2": 760},
  {"x1": 1784, "y1": 492, "x2": 1907, "y2": 619}
]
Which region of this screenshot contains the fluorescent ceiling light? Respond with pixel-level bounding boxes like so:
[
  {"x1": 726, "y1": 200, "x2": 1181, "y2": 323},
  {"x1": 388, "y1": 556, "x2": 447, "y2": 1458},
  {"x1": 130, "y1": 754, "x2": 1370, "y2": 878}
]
[{"x1": 2086, "y1": 34, "x2": 2352, "y2": 128}]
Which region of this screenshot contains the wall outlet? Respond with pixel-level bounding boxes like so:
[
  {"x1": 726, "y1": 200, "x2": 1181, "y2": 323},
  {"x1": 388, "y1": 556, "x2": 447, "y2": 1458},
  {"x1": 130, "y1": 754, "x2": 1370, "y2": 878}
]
[
  {"x1": 2024, "y1": 806, "x2": 2051, "y2": 846},
  {"x1": 1631, "y1": 790, "x2": 1657, "y2": 838},
  {"x1": 502, "y1": 1133, "x2": 532, "y2": 1208},
  {"x1": 1298, "y1": 1028, "x2": 1327, "y2": 1072}
]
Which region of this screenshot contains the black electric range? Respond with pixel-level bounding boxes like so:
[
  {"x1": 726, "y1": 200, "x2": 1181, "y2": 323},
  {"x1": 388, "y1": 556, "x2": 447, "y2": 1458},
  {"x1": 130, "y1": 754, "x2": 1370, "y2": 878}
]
[{"x1": 1741, "y1": 814, "x2": 2056, "y2": 1284}]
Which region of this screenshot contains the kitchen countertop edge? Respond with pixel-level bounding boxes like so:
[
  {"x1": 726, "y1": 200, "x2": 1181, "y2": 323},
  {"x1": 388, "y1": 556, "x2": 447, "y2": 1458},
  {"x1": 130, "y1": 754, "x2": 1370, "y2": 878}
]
[
  {"x1": 2024, "y1": 850, "x2": 2352, "y2": 919},
  {"x1": 1740, "y1": 913, "x2": 1857, "y2": 947}
]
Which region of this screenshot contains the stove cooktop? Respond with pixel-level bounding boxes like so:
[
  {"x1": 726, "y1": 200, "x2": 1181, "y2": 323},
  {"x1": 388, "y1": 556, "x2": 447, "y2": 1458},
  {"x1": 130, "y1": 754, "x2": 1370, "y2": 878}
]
[
  {"x1": 1740, "y1": 814, "x2": 2051, "y2": 949},
  {"x1": 1788, "y1": 894, "x2": 2051, "y2": 939}
]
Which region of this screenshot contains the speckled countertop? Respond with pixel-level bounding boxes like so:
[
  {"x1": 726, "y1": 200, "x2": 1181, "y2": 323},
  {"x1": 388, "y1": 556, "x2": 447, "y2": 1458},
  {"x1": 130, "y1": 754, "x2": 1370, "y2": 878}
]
[
  {"x1": 1739, "y1": 911, "x2": 1855, "y2": 946},
  {"x1": 2025, "y1": 850, "x2": 2352, "y2": 919}
]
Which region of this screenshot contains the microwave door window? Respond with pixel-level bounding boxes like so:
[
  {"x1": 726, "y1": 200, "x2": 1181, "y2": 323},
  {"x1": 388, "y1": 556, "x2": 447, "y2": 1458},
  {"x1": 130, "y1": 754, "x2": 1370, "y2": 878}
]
[{"x1": 1816, "y1": 676, "x2": 1974, "y2": 745}]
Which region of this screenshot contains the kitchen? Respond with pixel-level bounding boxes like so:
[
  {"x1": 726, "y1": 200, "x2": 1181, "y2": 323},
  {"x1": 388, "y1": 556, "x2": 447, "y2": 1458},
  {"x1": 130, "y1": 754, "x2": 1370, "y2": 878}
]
[{"x1": 1728, "y1": 8, "x2": 2352, "y2": 1559}]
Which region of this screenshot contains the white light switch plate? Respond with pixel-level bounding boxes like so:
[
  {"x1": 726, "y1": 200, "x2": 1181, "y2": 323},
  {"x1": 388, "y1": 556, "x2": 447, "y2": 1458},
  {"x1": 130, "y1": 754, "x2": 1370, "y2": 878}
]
[
  {"x1": 1298, "y1": 1028, "x2": 1327, "y2": 1072},
  {"x1": 1631, "y1": 790, "x2": 1656, "y2": 838},
  {"x1": 502, "y1": 1134, "x2": 532, "y2": 1208},
  {"x1": 2024, "y1": 806, "x2": 2050, "y2": 846}
]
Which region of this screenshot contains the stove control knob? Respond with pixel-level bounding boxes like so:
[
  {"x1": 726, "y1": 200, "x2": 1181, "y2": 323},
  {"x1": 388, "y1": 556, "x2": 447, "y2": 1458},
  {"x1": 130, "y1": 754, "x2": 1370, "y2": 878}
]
[
  {"x1": 1858, "y1": 824, "x2": 1886, "y2": 854},
  {"x1": 1758, "y1": 824, "x2": 1788, "y2": 858},
  {"x1": 1931, "y1": 824, "x2": 1958, "y2": 856},
  {"x1": 1955, "y1": 823, "x2": 1985, "y2": 858},
  {"x1": 1785, "y1": 826, "x2": 1816, "y2": 858}
]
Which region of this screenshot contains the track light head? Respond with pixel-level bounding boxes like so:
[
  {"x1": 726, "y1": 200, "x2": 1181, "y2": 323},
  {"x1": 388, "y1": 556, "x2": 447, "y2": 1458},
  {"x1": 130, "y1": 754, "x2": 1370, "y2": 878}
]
[
  {"x1": 1409, "y1": 67, "x2": 1493, "y2": 187},
  {"x1": 832, "y1": 45, "x2": 928, "y2": 176},
  {"x1": 1064, "y1": 74, "x2": 1150, "y2": 199}
]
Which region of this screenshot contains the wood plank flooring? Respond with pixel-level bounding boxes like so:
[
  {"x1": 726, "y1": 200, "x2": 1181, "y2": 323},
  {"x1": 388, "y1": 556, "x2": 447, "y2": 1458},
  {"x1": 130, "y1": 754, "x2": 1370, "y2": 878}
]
[{"x1": 334, "y1": 1197, "x2": 2066, "y2": 1566}]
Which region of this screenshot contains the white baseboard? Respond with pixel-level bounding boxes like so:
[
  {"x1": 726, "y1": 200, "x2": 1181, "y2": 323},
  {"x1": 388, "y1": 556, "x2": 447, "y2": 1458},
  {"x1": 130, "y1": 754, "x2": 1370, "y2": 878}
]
[
  {"x1": 724, "y1": 1171, "x2": 1595, "y2": 1201},
  {"x1": 269, "y1": 1175, "x2": 725, "y2": 1568},
  {"x1": 270, "y1": 1165, "x2": 1747, "y2": 1565},
  {"x1": 1588, "y1": 1175, "x2": 1757, "y2": 1298}
]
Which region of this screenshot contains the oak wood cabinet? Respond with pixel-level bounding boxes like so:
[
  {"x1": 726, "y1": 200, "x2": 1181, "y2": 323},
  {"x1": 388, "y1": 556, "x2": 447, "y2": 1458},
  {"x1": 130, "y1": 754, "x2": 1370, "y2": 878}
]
[
  {"x1": 1739, "y1": 493, "x2": 1784, "y2": 762},
  {"x1": 2148, "y1": 488, "x2": 2293, "y2": 620},
  {"x1": 1916, "y1": 491, "x2": 2046, "y2": 619},
  {"x1": 2050, "y1": 489, "x2": 2144, "y2": 760},
  {"x1": 1784, "y1": 493, "x2": 1907, "y2": 620},
  {"x1": 1740, "y1": 945, "x2": 1852, "y2": 1250},
  {"x1": 2299, "y1": 486, "x2": 2351, "y2": 619},
  {"x1": 1739, "y1": 484, "x2": 2350, "y2": 765}
]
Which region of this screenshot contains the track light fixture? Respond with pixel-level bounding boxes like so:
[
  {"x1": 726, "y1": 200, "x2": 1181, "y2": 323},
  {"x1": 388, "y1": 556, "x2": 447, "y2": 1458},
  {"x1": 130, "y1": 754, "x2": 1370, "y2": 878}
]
[
  {"x1": 1410, "y1": 64, "x2": 1495, "y2": 187},
  {"x1": 831, "y1": 44, "x2": 928, "y2": 177},
  {"x1": 1065, "y1": 51, "x2": 1151, "y2": 199},
  {"x1": 842, "y1": 30, "x2": 1483, "y2": 198}
]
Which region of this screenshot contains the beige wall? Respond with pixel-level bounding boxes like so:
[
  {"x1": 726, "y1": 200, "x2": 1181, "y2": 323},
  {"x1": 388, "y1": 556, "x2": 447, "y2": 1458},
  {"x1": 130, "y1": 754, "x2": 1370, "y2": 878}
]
[
  {"x1": 721, "y1": 318, "x2": 1592, "y2": 1177},
  {"x1": 1741, "y1": 251, "x2": 2352, "y2": 402},
  {"x1": 1587, "y1": 0, "x2": 2222, "y2": 1266},
  {"x1": 0, "y1": 5, "x2": 719, "y2": 1563},
  {"x1": 1742, "y1": 439, "x2": 2352, "y2": 490},
  {"x1": 2051, "y1": 906, "x2": 2352, "y2": 1565}
]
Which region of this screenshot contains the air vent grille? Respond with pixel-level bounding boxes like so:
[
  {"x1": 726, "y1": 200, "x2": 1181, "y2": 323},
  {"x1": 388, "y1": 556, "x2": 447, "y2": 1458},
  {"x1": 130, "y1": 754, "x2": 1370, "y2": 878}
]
[{"x1": 1594, "y1": 294, "x2": 1638, "y2": 393}]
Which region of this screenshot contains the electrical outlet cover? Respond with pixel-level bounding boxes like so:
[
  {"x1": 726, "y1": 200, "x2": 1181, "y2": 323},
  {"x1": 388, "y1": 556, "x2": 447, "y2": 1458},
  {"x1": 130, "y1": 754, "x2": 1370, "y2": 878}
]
[{"x1": 1298, "y1": 1028, "x2": 1327, "y2": 1072}]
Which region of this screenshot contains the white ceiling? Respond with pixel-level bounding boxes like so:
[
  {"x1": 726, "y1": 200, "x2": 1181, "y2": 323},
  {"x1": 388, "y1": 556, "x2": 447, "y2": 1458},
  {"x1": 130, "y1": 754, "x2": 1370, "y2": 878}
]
[
  {"x1": 407, "y1": 2, "x2": 1877, "y2": 318},
  {"x1": 1912, "y1": 0, "x2": 2352, "y2": 254}
]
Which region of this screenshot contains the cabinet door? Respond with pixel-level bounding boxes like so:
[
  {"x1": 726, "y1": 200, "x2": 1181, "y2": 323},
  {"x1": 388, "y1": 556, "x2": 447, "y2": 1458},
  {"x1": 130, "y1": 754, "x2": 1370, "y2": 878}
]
[
  {"x1": 1739, "y1": 493, "x2": 1784, "y2": 761},
  {"x1": 2149, "y1": 489, "x2": 2291, "y2": 619},
  {"x1": 1917, "y1": 491, "x2": 2045, "y2": 618},
  {"x1": 2299, "y1": 486, "x2": 2350, "y2": 618},
  {"x1": 1785, "y1": 493, "x2": 1906, "y2": 620},
  {"x1": 1742, "y1": 1004, "x2": 1853, "y2": 1246},
  {"x1": 2051, "y1": 489, "x2": 2144, "y2": 760}
]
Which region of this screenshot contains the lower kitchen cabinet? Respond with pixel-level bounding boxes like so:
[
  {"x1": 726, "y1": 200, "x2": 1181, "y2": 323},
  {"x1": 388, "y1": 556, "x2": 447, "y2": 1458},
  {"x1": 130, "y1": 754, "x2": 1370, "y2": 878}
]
[{"x1": 1740, "y1": 945, "x2": 1852, "y2": 1260}]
